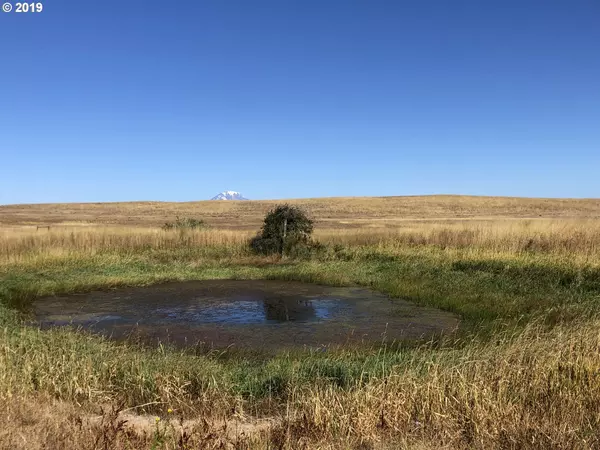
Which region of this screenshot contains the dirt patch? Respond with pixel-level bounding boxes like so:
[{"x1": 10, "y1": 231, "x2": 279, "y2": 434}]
[
  {"x1": 0, "y1": 397, "x2": 274, "y2": 449},
  {"x1": 0, "y1": 397, "x2": 418, "y2": 449}
]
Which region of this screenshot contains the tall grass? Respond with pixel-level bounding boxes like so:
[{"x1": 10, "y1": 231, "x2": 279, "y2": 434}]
[
  {"x1": 318, "y1": 219, "x2": 600, "y2": 257},
  {"x1": 2, "y1": 219, "x2": 600, "y2": 264},
  {"x1": 1, "y1": 219, "x2": 600, "y2": 448},
  {"x1": 0, "y1": 227, "x2": 252, "y2": 265},
  {"x1": 2, "y1": 311, "x2": 599, "y2": 448}
]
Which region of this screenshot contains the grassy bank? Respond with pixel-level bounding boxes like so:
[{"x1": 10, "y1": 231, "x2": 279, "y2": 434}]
[{"x1": 1, "y1": 221, "x2": 600, "y2": 448}]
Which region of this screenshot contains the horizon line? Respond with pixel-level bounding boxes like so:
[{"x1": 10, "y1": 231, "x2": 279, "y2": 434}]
[{"x1": 2, "y1": 193, "x2": 599, "y2": 207}]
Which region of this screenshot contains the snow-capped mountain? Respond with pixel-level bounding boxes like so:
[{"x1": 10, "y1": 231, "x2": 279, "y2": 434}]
[{"x1": 210, "y1": 191, "x2": 249, "y2": 201}]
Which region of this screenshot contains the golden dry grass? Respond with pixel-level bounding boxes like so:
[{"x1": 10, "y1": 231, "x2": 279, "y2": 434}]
[
  {"x1": 0, "y1": 227, "x2": 252, "y2": 265},
  {"x1": 1, "y1": 195, "x2": 599, "y2": 229},
  {"x1": 2, "y1": 218, "x2": 599, "y2": 267},
  {"x1": 2, "y1": 319, "x2": 600, "y2": 449}
]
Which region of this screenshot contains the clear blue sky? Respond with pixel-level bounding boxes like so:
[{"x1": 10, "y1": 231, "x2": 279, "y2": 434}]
[{"x1": 1, "y1": 0, "x2": 599, "y2": 204}]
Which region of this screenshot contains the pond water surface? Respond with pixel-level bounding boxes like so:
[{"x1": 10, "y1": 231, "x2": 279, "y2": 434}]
[{"x1": 33, "y1": 280, "x2": 459, "y2": 350}]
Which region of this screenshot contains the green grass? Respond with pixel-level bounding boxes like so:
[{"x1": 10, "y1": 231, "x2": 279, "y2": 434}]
[{"x1": 2, "y1": 242, "x2": 600, "y2": 447}]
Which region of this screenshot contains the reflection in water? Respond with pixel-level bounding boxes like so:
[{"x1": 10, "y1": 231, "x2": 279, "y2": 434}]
[
  {"x1": 150, "y1": 298, "x2": 330, "y2": 325},
  {"x1": 262, "y1": 297, "x2": 317, "y2": 322}
]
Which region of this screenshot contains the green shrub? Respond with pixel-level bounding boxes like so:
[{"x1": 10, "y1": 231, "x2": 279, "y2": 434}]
[
  {"x1": 250, "y1": 204, "x2": 314, "y2": 256},
  {"x1": 162, "y1": 216, "x2": 207, "y2": 231}
]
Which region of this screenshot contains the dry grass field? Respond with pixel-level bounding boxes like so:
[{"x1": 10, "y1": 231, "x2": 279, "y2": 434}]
[
  {"x1": 2, "y1": 195, "x2": 599, "y2": 230},
  {"x1": 2, "y1": 219, "x2": 600, "y2": 267},
  {"x1": 1, "y1": 195, "x2": 600, "y2": 448}
]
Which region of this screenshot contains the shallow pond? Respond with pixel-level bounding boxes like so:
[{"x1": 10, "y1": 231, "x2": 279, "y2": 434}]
[{"x1": 32, "y1": 280, "x2": 459, "y2": 350}]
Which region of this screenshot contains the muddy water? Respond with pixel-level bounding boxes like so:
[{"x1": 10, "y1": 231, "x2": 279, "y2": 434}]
[{"x1": 32, "y1": 280, "x2": 459, "y2": 350}]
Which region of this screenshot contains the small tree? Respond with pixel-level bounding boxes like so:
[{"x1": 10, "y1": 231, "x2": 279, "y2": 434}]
[{"x1": 250, "y1": 204, "x2": 314, "y2": 256}]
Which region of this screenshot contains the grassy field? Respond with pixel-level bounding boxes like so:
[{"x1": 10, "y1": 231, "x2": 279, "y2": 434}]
[
  {"x1": 2, "y1": 194, "x2": 600, "y2": 229},
  {"x1": 1, "y1": 196, "x2": 600, "y2": 448}
]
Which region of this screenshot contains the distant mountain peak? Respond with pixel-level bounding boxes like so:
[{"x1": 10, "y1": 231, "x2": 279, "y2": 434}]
[{"x1": 210, "y1": 191, "x2": 249, "y2": 201}]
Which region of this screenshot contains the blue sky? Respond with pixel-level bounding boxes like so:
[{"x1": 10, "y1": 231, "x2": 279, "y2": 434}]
[{"x1": 1, "y1": 0, "x2": 598, "y2": 204}]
